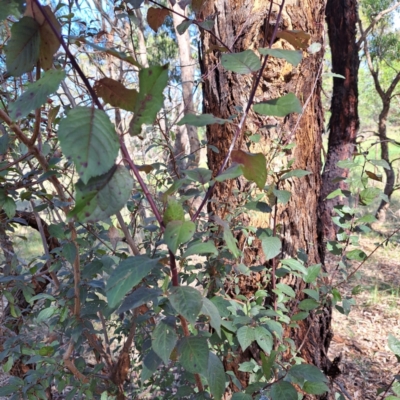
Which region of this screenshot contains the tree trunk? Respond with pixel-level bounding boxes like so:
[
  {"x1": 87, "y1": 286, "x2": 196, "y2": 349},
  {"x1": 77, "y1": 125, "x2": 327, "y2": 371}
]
[
  {"x1": 376, "y1": 101, "x2": 396, "y2": 221},
  {"x1": 320, "y1": 0, "x2": 360, "y2": 240},
  {"x1": 199, "y1": 0, "x2": 333, "y2": 396}
]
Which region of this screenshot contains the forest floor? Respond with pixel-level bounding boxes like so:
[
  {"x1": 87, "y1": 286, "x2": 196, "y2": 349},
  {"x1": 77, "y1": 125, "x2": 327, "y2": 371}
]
[{"x1": 328, "y1": 218, "x2": 400, "y2": 400}]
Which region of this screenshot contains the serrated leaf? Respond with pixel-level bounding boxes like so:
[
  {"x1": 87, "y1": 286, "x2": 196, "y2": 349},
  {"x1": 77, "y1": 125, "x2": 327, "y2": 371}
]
[
  {"x1": 253, "y1": 93, "x2": 302, "y2": 117},
  {"x1": 254, "y1": 326, "x2": 273, "y2": 354},
  {"x1": 178, "y1": 337, "x2": 209, "y2": 374},
  {"x1": 164, "y1": 220, "x2": 195, "y2": 254},
  {"x1": 260, "y1": 236, "x2": 281, "y2": 260},
  {"x1": 183, "y1": 241, "x2": 218, "y2": 258},
  {"x1": 106, "y1": 256, "x2": 161, "y2": 308},
  {"x1": 221, "y1": 50, "x2": 261, "y2": 74},
  {"x1": 276, "y1": 30, "x2": 310, "y2": 49},
  {"x1": 169, "y1": 286, "x2": 202, "y2": 325},
  {"x1": 207, "y1": 352, "x2": 225, "y2": 400},
  {"x1": 281, "y1": 169, "x2": 311, "y2": 180},
  {"x1": 94, "y1": 78, "x2": 138, "y2": 112},
  {"x1": 303, "y1": 381, "x2": 329, "y2": 395},
  {"x1": 178, "y1": 113, "x2": 230, "y2": 126},
  {"x1": 215, "y1": 164, "x2": 243, "y2": 182},
  {"x1": 152, "y1": 319, "x2": 178, "y2": 364},
  {"x1": 288, "y1": 363, "x2": 327, "y2": 383},
  {"x1": 270, "y1": 381, "x2": 298, "y2": 400},
  {"x1": 147, "y1": 7, "x2": 169, "y2": 32},
  {"x1": 141, "y1": 350, "x2": 162, "y2": 382},
  {"x1": 231, "y1": 150, "x2": 267, "y2": 190},
  {"x1": 118, "y1": 287, "x2": 161, "y2": 314},
  {"x1": 201, "y1": 297, "x2": 221, "y2": 337},
  {"x1": 237, "y1": 326, "x2": 254, "y2": 351},
  {"x1": 5, "y1": 16, "x2": 40, "y2": 76},
  {"x1": 68, "y1": 166, "x2": 133, "y2": 223},
  {"x1": 259, "y1": 48, "x2": 302, "y2": 66},
  {"x1": 58, "y1": 107, "x2": 119, "y2": 184},
  {"x1": 9, "y1": 70, "x2": 65, "y2": 121},
  {"x1": 129, "y1": 65, "x2": 168, "y2": 136}
]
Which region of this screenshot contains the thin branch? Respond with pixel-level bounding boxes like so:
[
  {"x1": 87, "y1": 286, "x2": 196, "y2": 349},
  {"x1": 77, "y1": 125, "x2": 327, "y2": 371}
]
[{"x1": 116, "y1": 211, "x2": 140, "y2": 255}]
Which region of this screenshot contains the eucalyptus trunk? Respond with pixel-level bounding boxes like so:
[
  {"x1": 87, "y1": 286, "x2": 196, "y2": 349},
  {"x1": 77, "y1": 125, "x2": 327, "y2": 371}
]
[{"x1": 199, "y1": 0, "x2": 333, "y2": 396}]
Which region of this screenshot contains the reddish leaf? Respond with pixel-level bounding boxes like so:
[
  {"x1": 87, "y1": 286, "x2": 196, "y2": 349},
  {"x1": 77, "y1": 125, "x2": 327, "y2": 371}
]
[
  {"x1": 365, "y1": 170, "x2": 382, "y2": 182},
  {"x1": 276, "y1": 30, "x2": 310, "y2": 50},
  {"x1": 94, "y1": 78, "x2": 138, "y2": 112},
  {"x1": 231, "y1": 150, "x2": 267, "y2": 189},
  {"x1": 147, "y1": 7, "x2": 170, "y2": 32}
]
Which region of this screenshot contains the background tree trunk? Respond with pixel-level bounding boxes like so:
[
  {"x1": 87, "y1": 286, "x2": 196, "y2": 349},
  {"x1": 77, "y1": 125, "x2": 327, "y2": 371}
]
[
  {"x1": 199, "y1": 0, "x2": 333, "y2": 395},
  {"x1": 319, "y1": 0, "x2": 360, "y2": 240}
]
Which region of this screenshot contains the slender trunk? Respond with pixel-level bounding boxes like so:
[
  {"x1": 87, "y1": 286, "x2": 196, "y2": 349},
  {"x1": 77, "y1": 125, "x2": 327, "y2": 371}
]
[
  {"x1": 320, "y1": 0, "x2": 360, "y2": 241},
  {"x1": 200, "y1": 0, "x2": 332, "y2": 396},
  {"x1": 172, "y1": 3, "x2": 200, "y2": 170},
  {"x1": 376, "y1": 101, "x2": 396, "y2": 221}
]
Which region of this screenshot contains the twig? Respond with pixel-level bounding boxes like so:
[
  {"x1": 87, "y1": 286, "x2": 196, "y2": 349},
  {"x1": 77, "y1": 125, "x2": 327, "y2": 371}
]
[{"x1": 116, "y1": 211, "x2": 140, "y2": 255}]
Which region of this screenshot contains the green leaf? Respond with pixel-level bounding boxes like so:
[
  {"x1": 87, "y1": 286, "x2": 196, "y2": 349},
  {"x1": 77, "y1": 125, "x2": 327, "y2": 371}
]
[
  {"x1": 201, "y1": 297, "x2": 222, "y2": 337},
  {"x1": 106, "y1": 256, "x2": 161, "y2": 308},
  {"x1": 3, "y1": 196, "x2": 16, "y2": 219},
  {"x1": 273, "y1": 188, "x2": 291, "y2": 204},
  {"x1": 253, "y1": 93, "x2": 302, "y2": 117},
  {"x1": 346, "y1": 249, "x2": 367, "y2": 261},
  {"x1": 275, "y1": 283, "x2": 296, "y2": 298},
  {"x1": 37, "y1": 306, "x2": 57, "y2": 323},
  {"x1": 289, "y1": 363, "x2": 327, "y2": 383},
  {"x1": 68, "y1": 166, "x2": 133, "y2": 223},
  {"x1": 39, "y1": 346, "x2": 55, "y2": 356},
  {"x1": 260, "y1": 236, "x2": 281, "y2": 260},
  {"x1": 169, "y1": 286, "x2": 202, "y2": 325},
  {"x1": 303, "y1": 381, "x2": 329, "y2": 395},
  {"x1": 221, "y1": 50, "x2": 261, "y2": 74},
  {"x1": 0, "y1": 383, "x2": 22, "y2": 397},
  {"x1": 178, "y1": 337, "x2": 209, "y2": 374},
  {"x1": 359, "y1": 187, "x2": 381, "y2": 206},
  {"x1": 63, "y1": 242, "x2": 77, "y2": 264},
  {"x1": 281, "y1": 258, "x2": 307, "y2": 274},
  {"x1": 304, "y1": 264, "x2": 321, "y2": 284},
  {"x1": 260, "y1": 350, "x2": 276, "y2": 380},
  {"x1": 176, "y1": 19, "x2": 192, "y2": 35},
  {"x1": 183, "y1": 241, "x2": 218, "y2": 258},
  {"x1": 5, "y1": 16, "x2": 40, "y2": 76},
  {"x1": 254, "y1": 326, "x2": 273, "y2": 354},
  {"x1": 129, "y1": 65, "x2": 169, "y2": 136},
  {"x1": 281, "y1": 169, "x2": 311, "y2": 180},
  {"x1": 118, "y1": 287, "x2": 161, "y2": 314},
  {"x1": 270, "y1": 381, "x2": 298, "y2": 400},
  {"x1": 231, "y1": 394, "x2": 252, "y2": 400},
  {"x1": 9, "y1": 70, "x2": 65, "y2": 121},
  {"x1": 244, "y1": 201, "x2": 271, "y2": 213},
  {"x1": 164, "y1": 220, "x2": 196, "y2": 254},
  {"x1": 141, "y1": 350, "x2": 162, "y2": 382},
  {"x1": 369, "y1": 159, "x2": 390, "y2": 170},
  {"x1": 259, "y1": 48, "x2": 302, "y2": 66},
  {"x1": 223, "y1": 225, "x2": 241, "y2": 258},
  {"x1": 215, "y1": 164, "x2": 243, "y2": 182},
  {"x1": 326, "y1": 188, "x2": 344, "y2": 199},
  {"x1": 58, "y1": 107, "x2": 119, "y2": 184},
  {"x1": 207, "y1": 352, "x2": 226, "y2": 400},
  {"x1": 388, "y1": 334, "x2": 400, "y2": 356},
  {"x1": 298, "y1": 299, "x2": 319, "y2": 311},
  {"x1": 178, "y1": 114, "x2": 230, "y2": 127},
  {"x1": 0, "y1": 0, "x2": 23, "y2": 21},
  {"x1": 152, "y1": 319, "x2": 178, "y2": 364},
  {"x1": 237, "y1": 326, "x2": 254, "y2": 351},
  {"x1": 231, "y1": 150, "x2": 267, "y2": 189},
  {"x1": 183, "y1": 168, "x2": 213, "y2": 184}
]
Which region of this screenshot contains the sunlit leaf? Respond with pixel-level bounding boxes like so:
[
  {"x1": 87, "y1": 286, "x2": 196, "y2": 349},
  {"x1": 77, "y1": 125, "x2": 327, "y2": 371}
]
[
  {"x1": 237, "y1": 326, "x2": 254, "y2": 351},
  {"x1": 130, "y1": 65, "x2": 169, "y2": 136},
  {"x1": 68, "y1": 166, "x2": 133, "y2": 223},
  {"x1": 276, "y1": 30, "x2": 310, "y2": 49},
  {"x1": 183, "y1": 241, "x2": 218, "y2": 257},
  {"x1": 164, "y1": 220, "x2": 195, "y2": 254},
  {"x1": 253, "y1": 93, "x2": 302, "y2": 117},
  {"x1": 147, "y1": 7, "x2": 170, "y2": 32},
  {"x1": 221, "y1": 50, "x2": 261, "y2": 74},
  {"x1": 201, "y1": 297, "x2": 221, "y2": 337},
  {"x1": 260, "y1": 235, "x2": 281, "y2": 260},
  {"x1": 58, "y1": 107, "x2": 119, "y2": 184},
  {"x1": 106, "y1": 255, "x2": 162, "y2": 308},
  {"x1": 9, "y1": 70, "x2": 65, "y2": 121},
  {"x1": 214, "y1": 164, "x2": 243, "y2": 182},
  {"x1": 259, "y1": 48, "x2": 302, "y2": 66},
  {"x1": 178, "y1": 113, "x2": 230, "y2": 126},
  {"x1": 94, "y1": 78, "x2": 138, "y2": 112},
  {"x1": 5, "y1": 16, "x2": 40, "y2": 76},
  {"x1": 231, "y1": 150, "x2": 267, "y2": 189}
]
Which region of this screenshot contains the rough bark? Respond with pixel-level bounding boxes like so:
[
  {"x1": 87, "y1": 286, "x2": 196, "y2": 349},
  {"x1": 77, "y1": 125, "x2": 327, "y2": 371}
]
[
  {"x1": 320, "y1": 0, "x2": 360, "y2": 240},
  {"x1": 199, "y1": 0, "x2": 332, "y2": 396}
]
